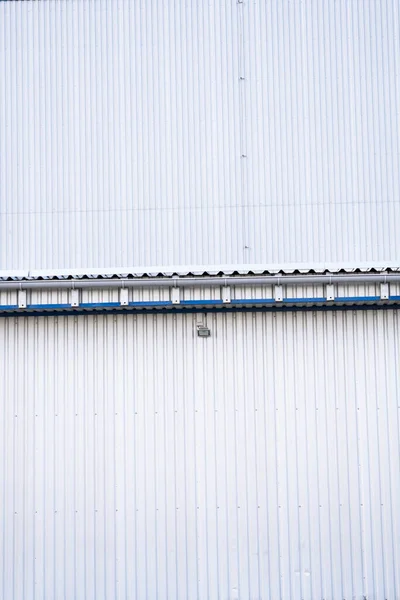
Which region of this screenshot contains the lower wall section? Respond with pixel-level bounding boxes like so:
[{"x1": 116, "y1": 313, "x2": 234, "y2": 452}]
[{"x1": 1, "y1": 310, "x2": 399, "y2": 599}]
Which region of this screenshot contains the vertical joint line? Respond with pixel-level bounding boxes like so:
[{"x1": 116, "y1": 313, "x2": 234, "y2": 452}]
[
  {"x1": 238, "y1": 1, "x2": 246, "y2": 157},
  {"x1": 237, "y1": 0, "x2": 248, "y2": 262}
]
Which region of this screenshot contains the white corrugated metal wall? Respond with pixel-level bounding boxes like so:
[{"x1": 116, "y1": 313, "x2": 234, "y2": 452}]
[
  {"x1": 1, "y1": 310, "x2": 399, "y2": 600},
  {"x1": 1, "y1": 0, "x2": 400, "y2": 270},
  {"x1": 1, "y1": 1, "x2": 400, "y2": 599}
]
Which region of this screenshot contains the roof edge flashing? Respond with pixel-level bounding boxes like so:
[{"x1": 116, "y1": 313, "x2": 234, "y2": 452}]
[
  {"x1": 0, "y1": 271, "x2": 400, "y2": 290},
  {"x1": 1, "y1": 262, "x2": 400, "y2": 282}
]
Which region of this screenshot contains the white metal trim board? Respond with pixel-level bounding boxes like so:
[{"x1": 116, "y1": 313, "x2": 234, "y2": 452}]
[{"x1": 0, "y1": 310, "x2": 399, "y2": 599}]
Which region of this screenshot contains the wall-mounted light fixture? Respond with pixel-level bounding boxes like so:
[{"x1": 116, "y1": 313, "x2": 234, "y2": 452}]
[{"x1": 197, "y1": 324, "x2": 211, "y2": 337}]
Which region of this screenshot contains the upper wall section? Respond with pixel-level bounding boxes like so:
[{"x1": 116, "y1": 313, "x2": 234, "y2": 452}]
[{"x1": 1, "y1": 0, "x2": 399, "y2": 271}]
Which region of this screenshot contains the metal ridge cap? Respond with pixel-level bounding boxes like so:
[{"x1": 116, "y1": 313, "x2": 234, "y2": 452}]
[{"x1": 1, "y1": 262, "x2": 400, "y2": 281}]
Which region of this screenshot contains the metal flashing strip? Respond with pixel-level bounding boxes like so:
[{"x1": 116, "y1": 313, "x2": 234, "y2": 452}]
[
  {"x1": 0, "y1": 296, "x2": 398, "y2": 316},
  {"x1": 0, "y1": 305, "x2": 398, "y2": 319},
  {"x1": 0, "y1": 272, "x2": 400, "y2": 291},
  {"x1": 1, "y1": 264, "x2": 400, "y2": 282}
]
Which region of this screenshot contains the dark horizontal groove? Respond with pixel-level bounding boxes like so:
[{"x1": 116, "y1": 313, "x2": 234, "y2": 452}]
[{"x1": 1, "y1": 303, "x2": 399, "y2": 318}]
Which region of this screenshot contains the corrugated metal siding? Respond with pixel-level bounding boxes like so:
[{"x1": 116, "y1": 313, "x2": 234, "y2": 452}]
[
  {"x1": 1, "y1": 310, "x2": 399, "y2": 599},
  {"x1": 1, "y1": 0, "x2": 399, "y2": 271}
]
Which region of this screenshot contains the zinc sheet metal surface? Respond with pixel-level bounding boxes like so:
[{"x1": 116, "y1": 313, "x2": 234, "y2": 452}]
[
  {"x1": 1, "y1": 310, "x2": 400, "y2": 599},
  {"x1": 1, "y1": 0, "x2": 400, "y2": 271}
]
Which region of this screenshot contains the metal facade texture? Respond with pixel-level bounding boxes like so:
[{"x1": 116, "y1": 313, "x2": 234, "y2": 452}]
[
  {"x1": 1, "y1": 278, "x2": 400, "y2": 315},
  {"x1": 1, "y1": 310, "x2": 399, "y2": 600},
  {"x1": 1, "y1": 0, "x2": 400, "y2": 271}
]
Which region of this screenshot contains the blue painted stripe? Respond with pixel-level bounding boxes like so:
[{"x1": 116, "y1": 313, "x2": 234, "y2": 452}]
[
  {"x1": 231, "y1": 299, "x2": 276, "y2": 305},
  {"x1": 181, "y1": 299, "x2": 224, "y2": 306},
  {"x1": 128, "y1": 300, "x2": 173, "y2": 307},
  {"x1": 334, "y1": 296, "x2": 380, "y2": 302},
  {"x1": 0, "y1": 305, "x2": 19, "y2": 311},
  {"x1": 281, "y1": 298, "x2": 326, "y2": 304},
  {"x1": 80, "y1": 302, "x2": 121, "y2": 308},
  {"x1": 27, "y1": 303, "x2": 72, "y2": 310}
]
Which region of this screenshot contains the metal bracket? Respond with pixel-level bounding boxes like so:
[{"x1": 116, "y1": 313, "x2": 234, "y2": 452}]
[
  {"x1": 274, "y1": 285, "x2": 283, "y2": 302},
  {"x1": 18, "y1": 290, "x2": 27, "y2": 309},
  {"x1": 70, "y1": 289, "x2": 80, "y2": 307},
  {"x1": 171, "y1": 287, "x2": 180, "y2": 305},
  {"x1": 326, "y1": 284, "x2": 335, "y2": 302},
  {"x1": 380, "y1": 282, "x2": 389, "y2": 300},
  {"x1": 222, "y1": 286, "x2": 231, "y2": 303},
  {"x1": 120, "y1": 288, "x2": 129, "y2": 306}
]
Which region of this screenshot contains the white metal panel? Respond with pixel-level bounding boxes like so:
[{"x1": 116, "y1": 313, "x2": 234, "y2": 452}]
[
  {"x1": 1, "y1": 0, "x2": 399, "y2": 271},
  {"x1": 0, "y1": 309, "x2": 399, "y2": 599}
]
